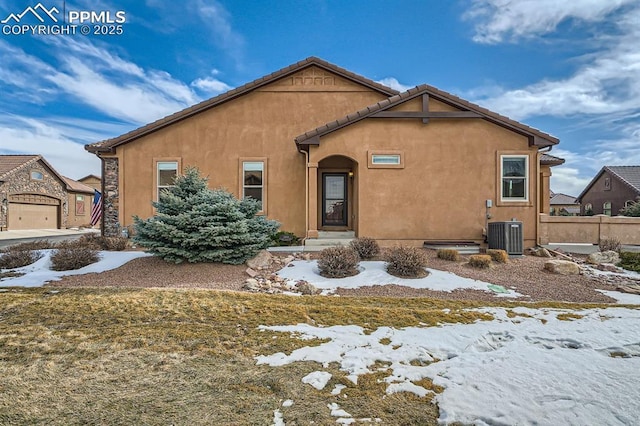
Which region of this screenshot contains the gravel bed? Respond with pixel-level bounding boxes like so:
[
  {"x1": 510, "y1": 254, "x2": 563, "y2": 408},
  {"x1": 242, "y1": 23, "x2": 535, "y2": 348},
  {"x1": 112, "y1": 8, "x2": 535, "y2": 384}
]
[{"x1": 50, "y1": 250, "x2": 631, "y2": 303}]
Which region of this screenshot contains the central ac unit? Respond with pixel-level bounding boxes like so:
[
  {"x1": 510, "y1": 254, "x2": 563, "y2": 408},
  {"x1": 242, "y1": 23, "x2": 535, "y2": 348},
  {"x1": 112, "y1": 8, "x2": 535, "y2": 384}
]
[{"x1": 488, "y1": 221, "x2": 523, "y2": 255}]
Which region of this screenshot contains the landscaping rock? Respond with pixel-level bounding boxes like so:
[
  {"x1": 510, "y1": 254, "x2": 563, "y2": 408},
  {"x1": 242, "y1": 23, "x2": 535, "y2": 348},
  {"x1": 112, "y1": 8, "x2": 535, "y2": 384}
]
[
  {"x1": 245, "y1": 267, "x2": 258, "y2": 278},
  {"x1": 532, "y1": 248, "x2": 552, "y2": 258},
  {"x1": 296, "y1": 280, "x2": 319, "y2": 295},
  {"x1": 283, "y1": 255, "x2": 295, "y2": 264},
  {"x1": 243, "y1": 278, "x2": 260, "y2": 291},
  {"x1": 247, "y1": 250, "x2": 273, "y2": 269},
  {"x1": 587, "y1": 250, "x2": 620, "y2": 266},
  {"x1": 596, "y1": 263, "x2": 622, "y2": 273},
  {"x1": 544, "y1": 260, "x2": 580, "y2": 275}
]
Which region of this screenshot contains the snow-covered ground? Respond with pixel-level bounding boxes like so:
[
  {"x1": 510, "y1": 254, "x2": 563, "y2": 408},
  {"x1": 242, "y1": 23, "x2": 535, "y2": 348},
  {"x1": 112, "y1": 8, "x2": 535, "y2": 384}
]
[
  {"x1": 0, "y1": 250, "x2": 151, "y2": 287},
  {"x1": 259, "y1": 306, "x2": 640, "y2": 425}
]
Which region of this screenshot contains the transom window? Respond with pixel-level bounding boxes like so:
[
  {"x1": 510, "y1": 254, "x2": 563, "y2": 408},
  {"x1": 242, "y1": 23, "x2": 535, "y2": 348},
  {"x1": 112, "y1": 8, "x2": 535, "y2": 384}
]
[
  {"x1": 30, "y1": 170, "x2": 44, "y2": 181},
  {"x1": 157, "y1": 161, "x2": 178, "y2": 200},
  {"x1": 371, "y1": 154, "x2": 401, "y2": 165},
  {"x1": 243, "y1": 161, "x2": 264, "y2": 209},
  {"x1": 501, "y1": 156, "x2": 528, "y2": 201}
]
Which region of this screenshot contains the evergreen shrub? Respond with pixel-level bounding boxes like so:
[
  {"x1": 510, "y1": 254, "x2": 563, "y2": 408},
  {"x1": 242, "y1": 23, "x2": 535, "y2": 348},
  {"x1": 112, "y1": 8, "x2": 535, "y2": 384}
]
[{"x1": 133, "y1": 167, "x2": 279, "y2": 264}]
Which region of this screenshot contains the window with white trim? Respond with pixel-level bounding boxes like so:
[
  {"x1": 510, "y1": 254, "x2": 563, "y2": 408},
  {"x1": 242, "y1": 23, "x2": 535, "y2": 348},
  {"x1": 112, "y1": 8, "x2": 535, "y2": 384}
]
[
  {"x1": 157, "y1": 161, "x2": 178, "y2": 200},
  {"x1": 243, "y1": 161, "x2": 264, "y2": 209},
  {"x1": 76, "y1": 194, "x2": 85, "y2": 215},
  {"x1": 501, "y1": 155, "x2": 528, "y2": 201},
  {"x1": 30, "y1": 170, "x2": 44, "y2": 181},
  {"x1": 603, "y1": 201, "x2": 612, "y2": 216}
]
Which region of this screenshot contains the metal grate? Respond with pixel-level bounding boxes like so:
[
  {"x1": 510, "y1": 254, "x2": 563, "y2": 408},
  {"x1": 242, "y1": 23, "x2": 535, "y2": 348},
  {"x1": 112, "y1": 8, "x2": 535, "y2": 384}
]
[{"x1": 488, "y1": 222, "x2": 523, "y2": 255}]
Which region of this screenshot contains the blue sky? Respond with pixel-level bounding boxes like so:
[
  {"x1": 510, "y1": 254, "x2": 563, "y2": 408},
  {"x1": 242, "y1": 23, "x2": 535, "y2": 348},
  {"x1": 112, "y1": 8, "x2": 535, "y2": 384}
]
[{"x1": 1, "y1": 0, "x2": 639, "y2": 196}]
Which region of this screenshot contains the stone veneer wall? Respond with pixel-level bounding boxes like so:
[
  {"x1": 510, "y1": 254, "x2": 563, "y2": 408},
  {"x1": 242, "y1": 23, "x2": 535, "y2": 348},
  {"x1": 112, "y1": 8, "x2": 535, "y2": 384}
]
[
  {"x1": 0, "y1": 160, "x2": 68, "y2": 229},
  {"x1": 102, "y1": 157, "x2": 120, "y2": 236}
]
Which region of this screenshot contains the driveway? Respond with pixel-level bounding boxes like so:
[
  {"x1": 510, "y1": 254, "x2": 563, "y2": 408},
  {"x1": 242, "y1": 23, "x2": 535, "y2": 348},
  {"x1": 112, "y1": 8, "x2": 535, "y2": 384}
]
[{"x1": 0, "y1": 228, "x2": 99, "y2": 249}]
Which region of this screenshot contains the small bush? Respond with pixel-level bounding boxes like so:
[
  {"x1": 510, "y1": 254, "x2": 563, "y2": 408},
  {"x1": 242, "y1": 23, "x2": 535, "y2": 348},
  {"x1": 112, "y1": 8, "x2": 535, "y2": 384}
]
[
  {"x1": 436, "y1": 249, "x2": 460, "y2": 261},
  {"x1": 0, "y1": 250, "x2": 43, "y2": 269},
  {"x1": 270, "y1": 231, "x2": 301, "y2": 247},
  {"x1": 102, "y1": 237, "x2": 129, "y2": 251},
  {"x1": 1, "y1": 240, "x2": 55, "y2": 253},
  {"x1": 619, "y1": 251, "x2": 640, "y2": 272},
  {"x1": 317, "y1": 246, "x2": 360, "y2": 278},
  {"x1": 487, "y1": 249, "x2": 509, "y2": 263},
  {"x1": 350, "y1": 237, "x2": 380, "y2": 260},
  {"x1": 385, "y1": 246, "x2": 428, "y2": 278},
  {"x1": 469, "y1": 254, "x2": 492, "y2": 269},
  {"x1": 599, "y1": 237, "x2": 621, "y2": 253},
  {"x1": 51, "y1": 246, "x2": 99, "y2": 271}
]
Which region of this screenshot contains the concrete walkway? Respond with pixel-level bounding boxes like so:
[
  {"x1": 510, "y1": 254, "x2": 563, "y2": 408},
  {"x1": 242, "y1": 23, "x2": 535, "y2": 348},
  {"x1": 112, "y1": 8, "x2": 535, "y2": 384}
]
[
  {"x1": 542, "y1": 243, "x2": 640, "y2": 254},
  {"x1": 0, "y1": 228, "x2": 99, "y2": 248}
]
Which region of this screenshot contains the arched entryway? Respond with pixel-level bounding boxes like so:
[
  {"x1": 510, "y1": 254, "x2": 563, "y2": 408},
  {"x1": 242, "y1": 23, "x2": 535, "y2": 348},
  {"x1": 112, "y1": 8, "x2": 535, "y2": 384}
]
[{"x1": 317, "y1": 155, "x2": 358, "y2": 232}]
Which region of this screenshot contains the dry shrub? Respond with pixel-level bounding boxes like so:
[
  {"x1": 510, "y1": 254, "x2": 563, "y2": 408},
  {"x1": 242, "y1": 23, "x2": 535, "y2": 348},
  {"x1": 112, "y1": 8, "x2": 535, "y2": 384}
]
[
  {"x1": 318, "y1": 246, "x2": 360, "y2": 278},
  {"x1": 619, "y1": 252, "x2": 640, "y2": 272},
  {"x1": 0, "y1": 249, "x2": 43, "y2": 269},
  {"x1": 350, "y1": 237, "x2": 380, "y2": 260},
  {"x1": 436, "y1": 249, "x2": 460, "y2": 261},
  {"x1": 51, "y1": 246, "x2": 99, "y2": 271},
  {"x1": 469, "y1": 254, "x2": 492, "y2": 269},
  {"x1": 1, "y1": 240, "x2": 55, "y2": 253},
  {"x1": 72, "y1": 234, "x2": 129, "y2": 251},
  {"x1": 599, "y1": 237, "x2": 621, "y2": 253},
  {"x1": 385, "y1": 246, "x2": 428, "y2": 278},
  {"x1": 487, "y1": 249, "x2": 509, "y2": 263}
]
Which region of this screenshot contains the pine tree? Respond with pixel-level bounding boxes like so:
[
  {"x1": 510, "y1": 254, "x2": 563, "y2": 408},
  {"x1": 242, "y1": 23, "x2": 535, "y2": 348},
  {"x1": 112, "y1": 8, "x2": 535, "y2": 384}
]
[{"x1": 133, "y1": 167, "x2": 279, "y2": 264}]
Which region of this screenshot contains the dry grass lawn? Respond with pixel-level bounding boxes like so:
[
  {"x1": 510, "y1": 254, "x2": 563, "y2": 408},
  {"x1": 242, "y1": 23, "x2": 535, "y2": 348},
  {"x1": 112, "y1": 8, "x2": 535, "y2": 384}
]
[{"x1": 0, "y1": 287, "x2": 608, "y2": 425}]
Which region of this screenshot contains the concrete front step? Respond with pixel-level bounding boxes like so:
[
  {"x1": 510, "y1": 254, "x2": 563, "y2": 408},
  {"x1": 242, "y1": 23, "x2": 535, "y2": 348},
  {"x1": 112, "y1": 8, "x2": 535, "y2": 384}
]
[
  {"x1": 317, "y1": 231, "x2": 355, "y2": 239},
  {"x1": 305, "y1": 231, "x2": 355, "y2": 250}
]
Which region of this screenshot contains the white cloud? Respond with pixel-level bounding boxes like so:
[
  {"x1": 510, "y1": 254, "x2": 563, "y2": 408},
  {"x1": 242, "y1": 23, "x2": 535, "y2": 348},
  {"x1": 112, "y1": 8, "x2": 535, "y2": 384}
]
[
  {"x1": 0, "y1": 115, "x2": 107, "y2": 179},
  {"x1": 191, "y1": 77, "x2": 232, "y2": 95},
  {"x1": 376, "y1": 77, "x2": 412, "y2": 92},
  {"x1": 465, "y1": 0, "x2": 636, "y2": 44}
]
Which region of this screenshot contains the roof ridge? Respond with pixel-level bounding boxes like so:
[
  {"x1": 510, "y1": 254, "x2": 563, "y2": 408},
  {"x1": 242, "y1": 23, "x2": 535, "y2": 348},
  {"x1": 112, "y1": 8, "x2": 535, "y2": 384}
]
[
  {"x1": 295, "y1": 84, "x2": 558, "y2": 146},
  {"x1": 86, "y1": 57, "x2": 398, "y2": 153}
]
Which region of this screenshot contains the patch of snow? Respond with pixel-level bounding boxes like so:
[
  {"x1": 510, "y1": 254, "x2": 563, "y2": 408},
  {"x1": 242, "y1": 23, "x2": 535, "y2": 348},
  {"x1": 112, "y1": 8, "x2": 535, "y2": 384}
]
[
  {"x1": 272, "y1": 409, "x2": 285, "y2": 426},
  {"x1": 331, "y1": 384, "x2": 347, "y2": 395},
  {"x1": 596, "y1": 289, "x2": 640, "y2": 305},
  {"x1": 258, "y1": 307, "x2": 640, "y2": 425},
  {"x1": 301, "y1": 371, "x2": 332, "y2": 390},
  {"x1": 282, "y1": 399, "x2": 294, "y2": 407},
  {"x1": 328, "y1": 402, "x2": 352, "y2": 417},
  {"x1": 385, "y1": 381, "x2": 430, "y2": 397},
  {"x1": 0, "y1": 250, "x2": 151, "y2": 288},
  {"x1": 276, "y1": 260, "x2": 521, "y2": 297}
]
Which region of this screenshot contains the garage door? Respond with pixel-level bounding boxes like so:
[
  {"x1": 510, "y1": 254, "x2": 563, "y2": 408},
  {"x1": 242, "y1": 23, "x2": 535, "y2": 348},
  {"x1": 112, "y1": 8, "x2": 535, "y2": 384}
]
[{"x1": 8, "y1": 203, "x2": 59, "y2": 230}]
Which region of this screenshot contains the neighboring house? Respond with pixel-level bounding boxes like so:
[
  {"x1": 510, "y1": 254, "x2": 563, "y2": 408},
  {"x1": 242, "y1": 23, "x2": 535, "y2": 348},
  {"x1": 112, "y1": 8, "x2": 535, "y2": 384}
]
[
  {"x1": 62, "y1": 176, "x2": 97, "y2": 228},
  {"x1": 86, "y1": 57, "x2": 562, "y2": 248},
  {"x1": 577, "y1": 166, "x2": 640, "y2": 216},
  {"x1": 78, "y1": 174, "x2": 101, "y2": 191},
  {"x1": 550, "y1": 192, "x2": 580, "y2": 216},
  {"x1": 0, "y1": 155, "x2": 97, "y2": 231}
]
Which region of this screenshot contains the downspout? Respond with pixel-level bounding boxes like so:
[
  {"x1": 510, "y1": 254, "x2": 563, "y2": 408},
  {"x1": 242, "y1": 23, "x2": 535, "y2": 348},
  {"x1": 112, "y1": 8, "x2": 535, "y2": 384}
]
[
  {"x1": 536, "y1": 146, "x2": 552, "y2": 246},
  {"x1": 296, "y1": 143, "x2": 309, "y2": 245}
]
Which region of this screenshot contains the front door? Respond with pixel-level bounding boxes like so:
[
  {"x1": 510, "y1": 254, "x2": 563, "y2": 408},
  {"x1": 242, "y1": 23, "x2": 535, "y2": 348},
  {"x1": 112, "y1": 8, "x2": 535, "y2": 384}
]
[{"x1": 322, "y1": 173, "x2": 348, "y2": 227}]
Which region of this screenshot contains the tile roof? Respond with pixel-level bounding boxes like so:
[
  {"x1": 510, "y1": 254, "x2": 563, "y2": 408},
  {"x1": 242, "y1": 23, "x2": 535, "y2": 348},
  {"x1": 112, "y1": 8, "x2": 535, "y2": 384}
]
[
  {"x1": 295, "y1": 84, "x2": 559, "y2": 148},
  {"x1": 85, "y1": 57, "x2": 398, "y2": 153},
  {"x1": 62, "y1": 176, "x2": 95, "y2": 193},
  {"x1": 541, "y1": 154, "x2": 565, "y2": 166},
  {"x1": 577, "y1": 165, "x2": 640, "y2": 201},
  {"x1": 550, "y1": 193, "x2": 578, "y2": 205},
  {"x1": 0, "y1": 155, "x2": 40, "y2": 179}
]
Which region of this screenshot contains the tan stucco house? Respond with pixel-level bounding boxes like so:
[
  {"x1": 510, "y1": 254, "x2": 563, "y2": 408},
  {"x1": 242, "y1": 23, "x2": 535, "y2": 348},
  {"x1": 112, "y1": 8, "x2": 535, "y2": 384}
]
[
  {"x1": 0, "y1": 155, "x2": 95, "y2": 230},
  {"x1": 86, "y1": 57, "x2": 562, "y2": 248}
]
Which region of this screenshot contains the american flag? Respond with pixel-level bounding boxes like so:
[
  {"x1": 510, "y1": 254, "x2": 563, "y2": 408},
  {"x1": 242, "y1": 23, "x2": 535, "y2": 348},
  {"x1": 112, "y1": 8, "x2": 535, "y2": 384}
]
[{"x1": 90, "y1": 190, "x2": 102, "y2": 226}]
